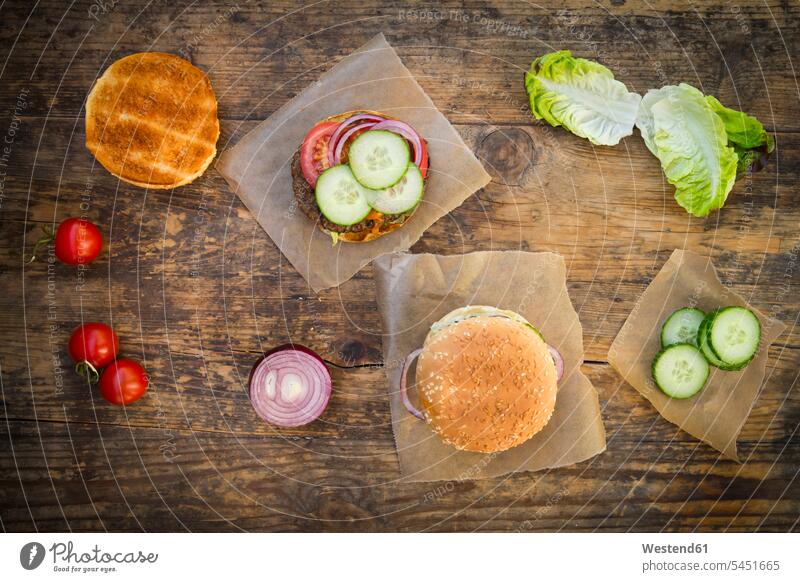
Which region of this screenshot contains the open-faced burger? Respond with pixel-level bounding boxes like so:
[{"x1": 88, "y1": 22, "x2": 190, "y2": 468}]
[{"x1": 292, "y1": 110, "x2": 429, "y2": 244}]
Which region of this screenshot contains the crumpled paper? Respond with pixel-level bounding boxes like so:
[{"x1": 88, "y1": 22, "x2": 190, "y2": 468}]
[
  {"x1": 374, "y1": 250, "x2": 606, "y2": 482},
  {"x1": 217, "y1": 33, "x2": 491, "y2": 291},
  {"x1": 609, "y1": 249, "x2": 786, "y2": 460}
]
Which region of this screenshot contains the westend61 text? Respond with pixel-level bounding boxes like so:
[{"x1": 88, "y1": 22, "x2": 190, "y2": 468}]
[{"x1": 642, "y1": 543, "x2": 708, "y2": 554}]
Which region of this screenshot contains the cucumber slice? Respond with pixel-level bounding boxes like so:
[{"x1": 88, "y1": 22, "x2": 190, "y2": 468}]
[
  {"x1": 652, "y1": 344, "x2": 710, "y2": 399},
  {"x1": 364, "y1": 162, "x2": 424, "y2": 214},
  {"x1": 708, "y1": 306, "x2": 761, "y2": 367},
  {"x1": 697, "y1": 313, "x2": 745, "y2": 371},
  {"x1": 698, "y1": 315, "x2": 726, "y2": 368},
  {"x1": 348, "y1": 130, "x2": 411, "y2": 189},
  {"x1": 314, "y1": 165, "x2": 372, "y2": 226},
  {"x1": 661, "y1": 307, "x2": 705, "y2": 347}
]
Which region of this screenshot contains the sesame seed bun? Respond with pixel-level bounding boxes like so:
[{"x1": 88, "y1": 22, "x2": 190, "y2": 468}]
[{"x1": 416, "y1": 306, "x2": 557, "y2": 453}]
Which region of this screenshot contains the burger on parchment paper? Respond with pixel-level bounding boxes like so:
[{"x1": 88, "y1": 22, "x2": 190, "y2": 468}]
[{"x1": 400, "y1": 306, "x2": 564, "y2": 453}]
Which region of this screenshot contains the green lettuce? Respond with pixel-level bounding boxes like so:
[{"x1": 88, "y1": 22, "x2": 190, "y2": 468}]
[
  {"x1": 524, "y1": 52, "x2": 774, "y2": 217},
  {"x1": 636, "y1": 84, "x2": 738, "y2": 217},
  {"x1": 524, "y1": 50, "x2": 642, "y2": 146},
  {"x1": 705, "y1": 95, "x2": 775, "y2": 174}
]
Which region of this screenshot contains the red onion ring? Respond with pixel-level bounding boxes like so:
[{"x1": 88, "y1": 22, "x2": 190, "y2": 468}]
[
  {"x1": 371, "y1": 120, "x2": 424, "y2": 166},
  {"x1": 399, "y1": 348, "x2": 425, "y2": 420},
  {"x1": 548, "y1": 344, "x2": 565, "y2": 382},
  {"x1": 332, "y1": 121, "x2": 378, "y2": 165},
  {"x1": 327, "y1": 114, "x2": 385, "y2": 166},
  {"x1": 248, "y1": 344, "x2": 332, "y2": 427}
]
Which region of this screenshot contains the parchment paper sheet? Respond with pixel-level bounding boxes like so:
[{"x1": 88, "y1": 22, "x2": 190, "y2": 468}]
[
  {"x1": 609, "y1": 249, "x2": 786, "y2": 460},
  {"x1": 216, "y1": 33, "x2": 491, "y2": 292},
  {"x1": 373, "y1": 251, "x2": 606, "y2": 482}
]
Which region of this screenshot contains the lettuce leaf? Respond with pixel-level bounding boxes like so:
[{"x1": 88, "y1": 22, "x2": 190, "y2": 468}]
[
  {"x1": 705, "y1": 95, "x2": 775, "y2": 173},
  {"x1": 525, "y1": 50, "x2": 642, "y2": 146},
  {"x1": 636, "y1": 84, "x2": 738, "y2": 217}
]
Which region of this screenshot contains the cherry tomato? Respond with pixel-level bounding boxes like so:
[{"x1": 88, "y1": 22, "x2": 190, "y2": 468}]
[
  {"x1": 299, "y1": 121, "x2": 339, "y2": 186},
  {"x1": 68, "y1": 322, "x2": 119, "y2": 370},
  {"x1": 53, "y1": 218, "x2": 103, "y2": 265},
  {"x1": 99, "y1": 359, "x2": 149, "y2": 405}
]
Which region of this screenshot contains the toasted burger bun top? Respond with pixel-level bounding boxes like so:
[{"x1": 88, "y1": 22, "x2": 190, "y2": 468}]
[
  {"x1": 86, "y1": 52, "x2": 219, "y2": 189},
  {"x1": 416, "y1": 306, "x2": 557, "y2": 453}
]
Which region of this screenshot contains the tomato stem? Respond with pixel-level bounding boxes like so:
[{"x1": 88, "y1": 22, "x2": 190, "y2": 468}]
[
  {"x1": 26, "y1": 224, "x2": 54, "y2": 264},
  {"x1": 75, "y1": 361, "x2": 100, "y2": 384}
]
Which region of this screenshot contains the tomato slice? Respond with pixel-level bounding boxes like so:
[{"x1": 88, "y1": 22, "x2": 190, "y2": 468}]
[
  {"x1": 417, "y1": 138, "x2": 429, "y2": 179},
  {"x1": 300, "y1": 121, "x2": 339, "y2": 186}
]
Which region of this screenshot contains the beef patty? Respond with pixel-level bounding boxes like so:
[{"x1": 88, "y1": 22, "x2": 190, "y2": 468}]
[{"x1": 291, "y1": 151, "x2": 407, "y2": 233}]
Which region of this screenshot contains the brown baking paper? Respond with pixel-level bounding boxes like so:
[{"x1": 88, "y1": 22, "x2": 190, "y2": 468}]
[
  {"x1": 373, "y1": 250, "x2": 606, "y2": 482},
  {"x1": 609, "y1": 249, "x2": 786, "y2": 460},
  {"x1": 216, "y1": 33, "x2": 491, "y2": 292}
]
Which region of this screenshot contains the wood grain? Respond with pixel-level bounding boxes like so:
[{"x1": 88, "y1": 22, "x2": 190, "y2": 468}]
[{"x1": 1, "y1": 0, "x2": 798, "y2": 532}]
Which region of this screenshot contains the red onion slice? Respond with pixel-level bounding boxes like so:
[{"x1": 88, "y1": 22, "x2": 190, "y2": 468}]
[
  {"x1": 249, "y1": 344, "x2": 332, "y2": 427},
  {"x1": 371, "y1": 120, "x2": 424, "y2": 166},
  {"x1": 399, "y1": 348, "x2": 425, "y2": 420},
  {"x1": 547, "y1": 344, "x2": 564, "y2": 382},
  {"x1": 327, "y1": 113, "x2": 386, "y2": 166},
  {"x1": 332, "y1": 121, "x2": 379, "y2": 165}
]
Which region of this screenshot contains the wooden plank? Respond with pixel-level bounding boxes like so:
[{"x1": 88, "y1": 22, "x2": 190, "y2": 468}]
[
  {"x1": 1, "y1": 1, "x2": 798, "y2": 127},
  {"x1": 1, "y1": 420, "x2": 797, "y2": 532},
  {"x1": 1, "y1": 330, "x2": 796, "y2": 445}
]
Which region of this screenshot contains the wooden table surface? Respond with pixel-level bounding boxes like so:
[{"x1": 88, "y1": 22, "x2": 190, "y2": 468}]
[{"x1": 1, "y1": 0, "x2": 798, "y2": 532}]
